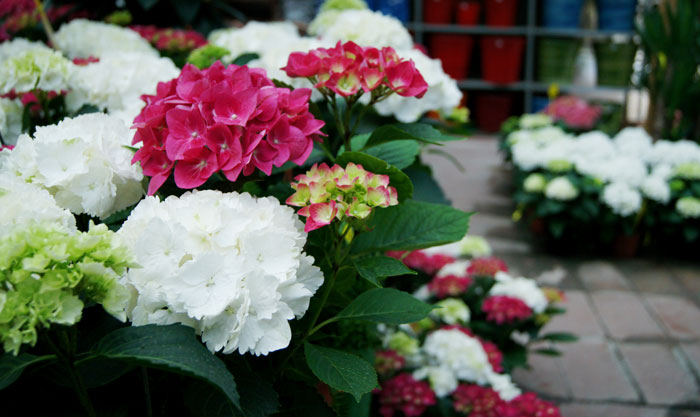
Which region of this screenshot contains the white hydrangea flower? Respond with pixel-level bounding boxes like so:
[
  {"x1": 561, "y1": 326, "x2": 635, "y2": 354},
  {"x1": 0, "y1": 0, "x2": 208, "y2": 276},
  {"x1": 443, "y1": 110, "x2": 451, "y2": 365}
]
[
  {"x1": 371, "y1": 48, "x2": 462, "y2": 123},
  {"x1": 677, "y1": 197, "x2": 700, "y2": 219},
  {"x1": 0, "y1": 37, "x2": 53, "y2": 62},
  {"x1": 0, "y1": 176, "x2": 76, "y2": 234},
  {"x1": 66, "y1": 53, "x2": 180, "y2": 126},
  {"x1": 0, "y1": 49, "x2": 73, "y2": 94},
  {"x1": 490, "y1": 272, "x2": 548, "y2": 313},
  {"x1": 488, "y1": 372, "x2": 522, "y2": 401},
  {"x1": 0, "y1": 97, "x2": 23, "y2": 146},
  {"x1": 614, "y1": 127, "x2": 653, "y2": 161},
  {"x1": 436, "y1": 260, "x2": 471, "y2": 278},
  {"x1": 55, "y1": 19, "x2": 157, "y2": 59},
  {"x1": 523, "y1": 173, "x2": 547, "y2": 193},
  {"x1": 312, "y1": 9, "x2": 413, "y2": 50},
  {"x1": 420, "y1": 329, "x2": 493, "y2": 386},
  {"x1": 519, "y1": 114, "x2": 552, "y2": 129},
  {"x1": 117, "y1": 191, "x2": 323, "y2": 356},
  {"x1": 641, "y1": 175, "x2": 671, "y2": 204},
  {"x1": 412, "y1": 365, "x2": 458, "y2": 398},
  {"x1": 601, "y1": 182, "x2": 642, "y2": 217},
  {"x1": 0, "y1": 113, "x2": 143, "y2": 218},
  {"x1": 544, "y1": 176, "x2": 578, "y2": 201},
  {"x1": 648, "y1": 139, "x2": 700, "y2": 168},
  {"x1": 432, "y1": 298, "x2": 470, "y2": 325}
]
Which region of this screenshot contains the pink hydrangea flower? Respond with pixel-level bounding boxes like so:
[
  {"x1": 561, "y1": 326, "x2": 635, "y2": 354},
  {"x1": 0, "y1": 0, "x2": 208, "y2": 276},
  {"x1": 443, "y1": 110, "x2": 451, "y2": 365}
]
[
  {"x1": 378, "y1": 373, "x2": 436, "y2": 417},
  {"x1": 375, "y1": 349, "x2": 406, "y2": 376},
  {"x1": 286, "y1": 162, "x2": 398, "y2": 232},
  {"x1": 452, "y1": 384, "x2": 519, "y2": 417},
  {"x1": 132, "y1": 62, "x2": 324, "y2": 194},
  {"x1": 467, "y1": 257, "x2": 509, "y2": 278},
  {"x1": 283, "y1": 41, "x2": 428, "y2": 99},
  {"x1": 386, "y1": 250, "x2": 456, "y2": 276},
  {"x1": 428, "y1": 274, "x2": 473, "y2": 298},
  {"x1": 131, "y1": 25, "x2": 207, "y2": 53},
  {"x1": 543, "y1": 95, "x2": 602, "y2": 130},
  {"x1": 482, "y1": 295, "x2": 534, "y2": 324},
  {"x1": 508, "y1": 392, "x2": 562, "y2": 417}
]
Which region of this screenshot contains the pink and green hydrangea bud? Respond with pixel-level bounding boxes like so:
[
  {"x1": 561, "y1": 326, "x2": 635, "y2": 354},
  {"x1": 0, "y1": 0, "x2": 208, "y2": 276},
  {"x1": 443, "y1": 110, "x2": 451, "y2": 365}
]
[
  {"x1": 309, "y1": 181, "x2": 331, "y2": 203},
  {"x1": 346, "y1": 198, "x2": 372, "y2": 219},
  {"x1": 366, "y1": 172, "x2": 390, "y2": 188},
  {"x1": 367, "y1": 186, "x2": 391, "y2": 207},
  {"x1": 286, "y1": 183, "x2": 311, "y2": 207},
  {"x1": 304, "y1": 201, "x2": 339, "y2": 232}
]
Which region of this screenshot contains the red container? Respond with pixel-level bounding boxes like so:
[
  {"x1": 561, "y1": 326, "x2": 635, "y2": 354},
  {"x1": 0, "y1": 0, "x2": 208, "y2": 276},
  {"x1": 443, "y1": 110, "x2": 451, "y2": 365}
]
[
  {"x1": 475, "y1": 93, "x2": 514, "y2": 132},
  {"x1": 484, "y1": 0, "x2": 519, "y2": 27},
  {"x1": 480, "y1": 36, "x2": 525, "y2": 84},
  {"x1": 457, "y1": 1, "x2": 481, "y2": 25},
  {"x1": 430, "y1": 34, "x2": 474, "y2": 80},
  {"x1": 424, "y1": 0, "x2": 455, "y2": 24}
]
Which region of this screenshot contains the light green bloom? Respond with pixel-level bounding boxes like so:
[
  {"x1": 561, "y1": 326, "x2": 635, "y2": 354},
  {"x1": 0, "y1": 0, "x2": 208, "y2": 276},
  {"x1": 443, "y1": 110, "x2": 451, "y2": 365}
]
[
  {"x1": 187, "y1": 45, "x2": 231, "y2": 69},
  {"x1": 432, "y1": 298, "x2": 470, "y2": 325},
  {"x1": 0, "y1": 49, "x2": 72, "y2": 94},
  {"x1": 676, "y1": 197, "x2": 700, "y2": 219},
  {"x1": 386, "y1": 331, "x2": 419, "y2": 356},
  {"x1": 0, "y1": 222, "x2": 134, "y2": 355},
  {"x1": 459, "y1": 235, "x2": 492, "y2": 258},
  {"x1": 547, "y1": 159, "x2": 573, "y2": 173},
  {"x1": 674, "y1": 162, "x2": 700, "y2": 181},
  {"x1": 319, "y1": 0, "x2": 368, "y2": 12},
  {"x1": 519, "y1": 113, "x2": 552, "y2": 130},
  {"x1": 545, "y1": 176, "x2": 579, "y2": 201},
  {"x1": 523, "y1": 173, "x2": 547, "y2": 193}
]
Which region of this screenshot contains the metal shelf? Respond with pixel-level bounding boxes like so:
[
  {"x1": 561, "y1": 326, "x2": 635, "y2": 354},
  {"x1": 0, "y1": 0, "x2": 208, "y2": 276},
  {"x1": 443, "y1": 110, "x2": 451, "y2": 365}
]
[{"x1": 411, "y1": 0, "x2": 636, "y2": 113}]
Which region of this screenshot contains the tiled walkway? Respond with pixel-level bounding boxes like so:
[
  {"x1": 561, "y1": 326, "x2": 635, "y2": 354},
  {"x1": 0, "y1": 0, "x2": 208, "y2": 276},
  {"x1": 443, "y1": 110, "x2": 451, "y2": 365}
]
[{"x1": 423, "y1": 137, "x2": 700, "y2": 416}]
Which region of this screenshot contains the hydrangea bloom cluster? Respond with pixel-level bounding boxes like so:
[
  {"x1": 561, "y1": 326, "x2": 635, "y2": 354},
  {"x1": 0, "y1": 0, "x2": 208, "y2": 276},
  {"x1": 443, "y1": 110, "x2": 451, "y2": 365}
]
[
  {"x1": 309, "y1": 8, "x2": 414, "y2": 51},
  {"x1": 432, "y1": 298, "x2": 471, "y2": 325},
  {"x1": 542, "y1": 95, "x2": 602, "y2": 130},
  {"x1": 452, "y1": 384, "x2": 512, "y2": 417},
  {"x1": 0, "y1": 96, "x2": 23, "y2": 145},
  {"x1": 417, "y1": 233, "x2": 493, "y2": 260},
  {"x1": 286, "y1": 162, "x2": 399, "y2": 231},
  {"x1": 375, "y1": 349, "x2": 406, "y2": 376},
  {"x1": 489, "y1": 272, "x2": 549, "y2": 314},
  {"x1": 467, "y1": 257, "x2": 509, "y2": 277},
  {"x1": 482, "y1": 296, "x2": 534, "y2": 324},
  {"x1": 55, "y1": 19, "x2": 158, "y2": 59},
  {"x1": 117, "y1": 190, "x2": 323, "y2": 356},
  {"x1": 132, "y1": 62, "x2": 324, "y2": 195},
  {"x1": 0, "y1": 1, "x2": 84, "y2": 41},
  {"x1": 0, "y1": 48, "x2": 72, "y2": 94},
  {"x1": 677, "y1": 196, "x2": 700, "y2": 218},
  {"x1": 130, "y1": 25, "x2": 207, "y2": 55},
  {"x1": 0, "y1": 176, "x2": 76, "y2": 234},
  {"x1": 66, "y1": 52, "x2": 180, "y2": 126},
  {"x1": 440, "y1": 325, "x2": 504, "y2": 374},
  {"x1": 428, "y1": 269, "x2": 472, "y2": 298},
  {"x1": 386, "y1": 250, "x2": 456, "y2": 276},
  {"x1": 509, "y1": 392, "x2": 562, "y2": 417},
  {"x1": 0, "y1": 113, "x2": 144, "y2": 218},
  {"x1": 0, "y1": 222, "x2": 133, "y2": 355},
  {"x1": 0, "y1": 37, "x2": 53, "y2": 62},
  {"x1": 283, "y1": 40, "x2": 428, "y2": 99},
  {"x1": 378, "y1": 373, "x2": 436, "y2": 417},
  {"x1": 544, "y1": 176, "x2": 579, "y2": 201}
]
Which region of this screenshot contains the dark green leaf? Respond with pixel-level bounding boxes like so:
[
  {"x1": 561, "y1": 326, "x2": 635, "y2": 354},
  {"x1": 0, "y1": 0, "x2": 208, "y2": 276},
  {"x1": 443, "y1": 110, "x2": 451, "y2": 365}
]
[
  {"x1": 334, "y1": 288, "x2": 434, "y2": 324},
  {"x1": 304, "y1": 343, "x2": 377, "y2": 402},
  {"x1": 363, "y1": 140, "x2": 420, "y2": 170},
  {"x1": 537, "y1": 332, "x2": 578, "y2": 342},
  {"x1": 170, "y1": 0, "x2": 201, "y2": 23},
  {"x1": 232, "y1": 53, "x2": 260, "y2": 66},
  {"x1": 354, "y1": 256, "x2": 416, "y2": 286},
  {"x1": 91, "y1": 324, "x2": 240, "y2": 411},
  {"x1": 0, "y1": 353, "x2": 55, "y2": 389},
  {"x1": 351, "y1": 200, "x2": 472, "y2": 253},
  {"x1": 72, "y1": 104, "x2": 102, "y2": 117},
  {"x1": 335, "y1": 152, "x2": 413, "y2": 202},
  {"x1": 533, "y1": 348, "x2": 562, "y2": 356},
  {"x1": 404, "y1": 166, "x2": 451, "y2": 205},
  {"x1": 363, "y1": 124, "x2": 458, "y2": 149}
]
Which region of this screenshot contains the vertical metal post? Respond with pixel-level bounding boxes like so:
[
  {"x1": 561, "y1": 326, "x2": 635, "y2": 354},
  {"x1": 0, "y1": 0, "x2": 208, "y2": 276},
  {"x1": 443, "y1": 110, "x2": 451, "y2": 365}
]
[
  {"x1": 413, "y1": 0, "x2": 424, "y2": 45},
  {"x1": 524, "y1": 0, "x2": 537, "y2": 113}
]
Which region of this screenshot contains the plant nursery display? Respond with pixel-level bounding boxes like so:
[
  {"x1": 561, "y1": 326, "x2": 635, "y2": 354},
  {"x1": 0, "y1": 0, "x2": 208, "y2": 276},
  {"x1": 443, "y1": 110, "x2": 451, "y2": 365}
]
[
  {"x1": 502, "y1": 113, "x2": 700, "y2": 255},
  {"x1": 0, "y1": 2, "x2": 567, "y2": 416}
]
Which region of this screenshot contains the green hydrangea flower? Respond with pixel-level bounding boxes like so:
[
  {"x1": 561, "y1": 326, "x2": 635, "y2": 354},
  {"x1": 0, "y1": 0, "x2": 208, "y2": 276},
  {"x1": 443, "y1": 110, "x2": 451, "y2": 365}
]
[
  {"x1": 547, "y1": 159, "x2": 573, "y2": 173},
  {"x1": 0, "y1": 222, "x2": 134, "y2": 355},
  {"x1": 319, "y1": 0, "x2": 368, "y2": 12},
  {"x1": 386, "y1": 331, "x2": 419, "y2": 356},
  {"x1": 676, "y1": 196, "x2": 700, "y2": 219},
  {"x1": 674, "y1": 162, "x2": 700, "y2": 181},
  {"x1": 0, "y1": 49, "x2": 71, "y2": 94},
  {"x1": 186, "y1": 45, "x2": 231, "y2": 69},
  {"x1": 523, "y1": 173, "x2": 547, "y2": 193}
]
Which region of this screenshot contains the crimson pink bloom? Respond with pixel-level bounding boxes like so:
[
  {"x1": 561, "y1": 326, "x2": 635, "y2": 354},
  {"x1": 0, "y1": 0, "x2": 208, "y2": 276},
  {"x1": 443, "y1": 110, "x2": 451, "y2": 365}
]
[
  {"x1": 132, "y1": 62, "x2": 324, "y2": 194},
  {"x1": 482, "y1": 295, "x2": 534, "y2": 324},
  {"x1": 452, "y1": 384, "x2": 519, "y2": 417},
  {"x1": 282, "y1": 41, "x2": 428, "y2": 99},
  {"x1": 375, "y1": 349, "x2": 406, "y2": 376},
  {"x1": 378, "y1": 373, "x2": 436, "y2": 417},
  {"x1": 509, "y1": 392, "x2": 562, "y2": 417},
  {"x1": 131, "y1": 25, "x2": 207, "y2": 53},
  {"x1": 428, "y1": 274, "x2": 473, "y2": 298},
  {"x1": 387, "y1": 250, "x2": 456, "y2": 276},
  {"x1": 543, "y1": 95, "x2": 601, "y2": 130},
  {"x1": 467, "y1": 257, "x2": 509, "y2": 278}
]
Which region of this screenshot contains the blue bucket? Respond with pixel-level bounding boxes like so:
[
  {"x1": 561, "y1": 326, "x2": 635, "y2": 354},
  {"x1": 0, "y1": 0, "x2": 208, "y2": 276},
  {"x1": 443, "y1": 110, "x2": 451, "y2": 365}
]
[
  {"x1": 542, "y1": 0, "x2": 584, "y2": 28},
  {"x1": 532, "y1": 96, "x2": 550, "y2": 113},
  {"x1": 373, "y1": 0, "x2": 410, "y2": 22},
  {"x1": 597, "y1": 0, "x2": 637, "y2": 31}
]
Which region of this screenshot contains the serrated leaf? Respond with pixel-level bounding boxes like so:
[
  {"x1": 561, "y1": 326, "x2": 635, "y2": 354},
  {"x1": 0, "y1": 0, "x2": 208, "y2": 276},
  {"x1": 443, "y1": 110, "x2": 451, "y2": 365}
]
[
  {"x1": 353, "y1": 256, "x2": 416, "y2": 286},
  {"x1": 0, "y1": 354, "x2": 55, "y2": 390},
  {"x1": 91, "y1": 324, "x2": 240, "y2": 411},
  {"x1": 351, "y1": 200, "x2": 471, "y2": 253},
  {"x1": 334, "y1": 288, "x2": 434, "y2": 324},
  {"x1": 363, "y1": 140, "x2": 420, "y2": 169},
  {"x1": 304, "y1": 343, "x2": 377, "y2": 402},
  {"x1": 335, "y1": 152, "x2": 413, "y2": 202}
]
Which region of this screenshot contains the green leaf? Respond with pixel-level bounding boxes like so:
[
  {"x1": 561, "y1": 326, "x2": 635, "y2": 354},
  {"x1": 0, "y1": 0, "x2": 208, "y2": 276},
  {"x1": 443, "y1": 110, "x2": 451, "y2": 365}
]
[
  {"x1": 304, "y1": 343, "x2": 377, "y2": 402},
  {"x1": 91, "y1": 324, "x2": 240, "y2": 411},
  {"x1": 354, "y1": 256, "x2": 416, "y2": 286},
  {"x1": 335, "y1": 152, "x2": 413, "y2": 202},
  {"x1": 232, "y1": 53, "x2": 260, "y2": 66},
  {"x1": 334, "y1": 288, "x2": 434, "y2": 324},
  {"x1": 533, "y1": 348, "x2": 562, "y2": 357},
  {"x1": 0, "y1": 353, "x2": 55, "y2": 390},
  {"x1": 138, "y1": 0, "x2": 159, "y2": 10},
  {"x1": 170, "y1": 0, "x2": 201, "y2": 23},
  {"x1": 537, "y1": 332, "x2": 578, "y2": 342},
  {"x1": 351, "y1": 200, "x2": 472, "y2": 253},
  {"x1": 404, "y1": 166, "x2": 451, "y2": 205},
  {"x1": 363, "y1": 123, "x2": 457, "y2": 149},
  {"x1": 363, "y1": 140, "x2": 420, "y2": 170}
]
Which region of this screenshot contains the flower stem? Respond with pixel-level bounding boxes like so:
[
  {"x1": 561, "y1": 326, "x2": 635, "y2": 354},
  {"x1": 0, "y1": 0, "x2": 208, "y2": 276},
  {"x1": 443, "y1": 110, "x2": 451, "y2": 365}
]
[{"x1": 32, "y1": 0, "x2": 58, "y2": 48}]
